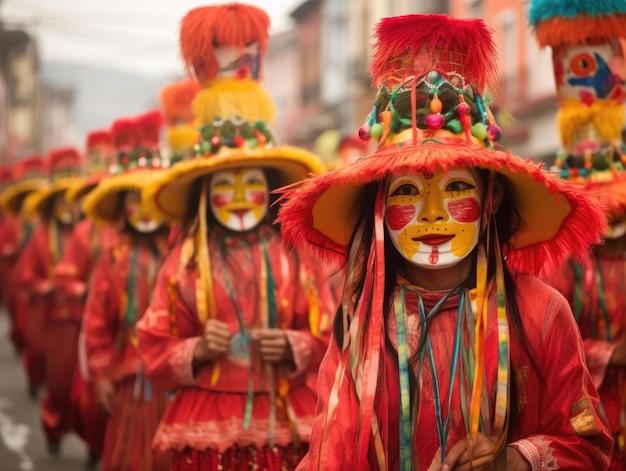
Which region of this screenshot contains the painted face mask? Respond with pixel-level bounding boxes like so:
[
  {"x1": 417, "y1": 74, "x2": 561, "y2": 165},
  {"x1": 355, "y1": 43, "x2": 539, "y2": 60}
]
[
  {"x1": 605, "y1": 214, "x2": 626, "y2": 240},
  {"x1": 124, "y1": 191, "x2": 163, "y2": 233},
  {"x1": 214, "y1": 41, "x2": 261, "y2": 80},
  {"x1": 385, "y1": 167, "x2": 483, "y2": 269},
  {"x1": 209, "y1": 168, "x2": 268, "y2": 232},
  {"x1": 53, "y1": 193, "x2": 76, "y2": 225}
]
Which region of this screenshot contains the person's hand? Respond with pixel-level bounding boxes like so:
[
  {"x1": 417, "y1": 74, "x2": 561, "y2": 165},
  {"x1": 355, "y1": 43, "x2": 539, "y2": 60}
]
[
  {"x1": 67, "y1": 281, "x2": 87, "y2": 299},
  {"x1": 34, "y1": 280, "x2": 54, "y2": 295},
  {"x1": 194, "y1": 319, "x2": 231, "y2": 363},
  {"x1": 252, "y1": 328, "x2": 293, "y2": 365},
  {"x1": 442, "y1": 434, "x2": 530, "y2": 471},
  {"x1": 95, "y1": 379, "x2": 115, "y2": 414}
]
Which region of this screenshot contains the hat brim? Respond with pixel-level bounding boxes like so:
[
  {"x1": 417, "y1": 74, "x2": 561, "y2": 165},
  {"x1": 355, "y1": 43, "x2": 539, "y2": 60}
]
[
  {"x1": 66, "y1": 170, "x2": 108, "y2": 203},
  {"x1": 83, "y1": 169, "x2": 167, "y2": 224},
  {"x1": 0, "y1": 179, "x2": 48, "y2": 215},
  {"x1": 144, "y1": 145, "x2": 325, "y2": 221},
  {"x1": 278, "y1": 138, "x2": 606, "y2": 276},
  {"x1": 22, "y1": 178, "x2": 80, "y2": 220}
]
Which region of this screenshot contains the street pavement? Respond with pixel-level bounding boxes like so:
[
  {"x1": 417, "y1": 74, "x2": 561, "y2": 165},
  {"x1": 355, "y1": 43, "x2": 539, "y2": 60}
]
[{"x1": 0, "y1": 311, "x2": 94, "y2": 471}]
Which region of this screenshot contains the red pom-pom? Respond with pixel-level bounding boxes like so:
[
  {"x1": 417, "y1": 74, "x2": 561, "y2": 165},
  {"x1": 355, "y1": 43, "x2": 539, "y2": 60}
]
[
  {"x1": 111, "y1": 117, "x2": 140, "y2": 151},
  {"x1": 136, "y1": 110, "x2": 164, "y2": 151}
]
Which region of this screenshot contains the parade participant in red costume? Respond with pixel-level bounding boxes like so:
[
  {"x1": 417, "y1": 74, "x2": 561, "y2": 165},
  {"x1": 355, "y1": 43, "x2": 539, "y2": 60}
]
[
  {"x1": 135, "y1": 4, "x2": 335, "y2": 470},
  {"x1": 55, "y1": 129, "x2": 116, "y2": 468},
  {"x1": 0, "y1": 156, "x2": 47, "y2": 362},
  {"x1": 82, "y1": 111, "x2": 171, "y2": 471},
  {"x1": 0, "y1": 164, "x2": 20, "y2": 349},
  {"x1": 278, "y1": 14, "x2": 614, "y2": 470},
  {"x1": 529, "y1": 1, "x2": 626, "y2": 468},
  {"x1": 16, "y1": 147, "x2": 84, "y2": 454}
]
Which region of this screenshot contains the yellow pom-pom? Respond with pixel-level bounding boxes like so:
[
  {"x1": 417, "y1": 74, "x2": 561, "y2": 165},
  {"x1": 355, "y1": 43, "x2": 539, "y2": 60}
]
[
  {"x1": 193, "y1": 78, "x2": 276, "y2": 126},
  {"x1": 167, "y1": 125, "x2": 199, "y2": 152}
]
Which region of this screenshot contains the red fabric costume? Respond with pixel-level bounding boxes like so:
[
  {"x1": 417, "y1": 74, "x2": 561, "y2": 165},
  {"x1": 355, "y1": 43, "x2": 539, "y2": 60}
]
[
  {"x1": 300, "y1": 273, "x2": 612, "y2": 470},
  {"x1": 16, "y1": 222, "x2": 78, "y2": 443},
  {"x1": 84, "y1": 231, "x2": 170, "y2": 471},
  {"x1": 549, "y1": 252, "x2": 626, "y2": 469},
  {"x1": 0, "y1": 213, "x2": 22, "y2": 350},
  {"x1": 55, "y1": 218, "x2": 115, "y2": 458},
  {"x1": 136, "y1": 226, "x2": 335, "y2": 469}
]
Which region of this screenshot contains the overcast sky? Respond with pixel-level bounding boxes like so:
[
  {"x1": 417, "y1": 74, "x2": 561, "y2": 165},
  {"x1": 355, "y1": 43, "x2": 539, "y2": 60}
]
[{"x1": 0, "y1": 0, "x2": 303, "y2": 76}]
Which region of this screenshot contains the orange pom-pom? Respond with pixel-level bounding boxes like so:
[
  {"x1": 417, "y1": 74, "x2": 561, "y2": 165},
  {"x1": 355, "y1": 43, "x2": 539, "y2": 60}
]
[
  {"x1": 160, "y1": 78, "x2": 201, "y2": 126},
  {"x1": 180, "y1": 3, "x2": 270, "y2": 81}
]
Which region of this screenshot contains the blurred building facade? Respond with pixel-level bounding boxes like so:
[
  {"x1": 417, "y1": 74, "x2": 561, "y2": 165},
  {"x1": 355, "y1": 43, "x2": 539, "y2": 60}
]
[
  {"x1": 0, "y1": 26, "x2": 40, "y2": 162},
  {"x1": 0, "y1": 3, "x2": 77, "y2": 163},
  {"x1": 265, "y1": 0, "x2": 560, "y2": 164}
]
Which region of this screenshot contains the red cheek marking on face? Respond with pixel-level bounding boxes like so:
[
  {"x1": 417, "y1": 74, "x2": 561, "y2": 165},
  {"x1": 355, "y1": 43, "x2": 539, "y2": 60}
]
[
  {"x1": 386, "y1": 205, "x2": 416, "y2": 231},
  {"x1": 125, "y1": 205, "x2": 139, "y2": 217},
  {"x1": 249, "y1": 191, "x2": 266, "y2": 206},
  {"x1": 448, "y1": 197, "x2": 480, "y2": 223},
  {"x1": 211, "y1": 195, "x2": 229, "y2": 208}
]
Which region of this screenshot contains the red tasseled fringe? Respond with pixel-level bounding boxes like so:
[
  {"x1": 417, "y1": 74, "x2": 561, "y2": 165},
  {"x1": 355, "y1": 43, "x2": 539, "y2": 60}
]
[
  {"x1": 111, "y1": 117, "x2": 140, "y2": 151},
  {"x1": 585, "y1": 175, "x2": 626, "y2": 216},
  {"x1": 159, "y1": 79, "x2": 201, "y2": 126},
  {"x1": 369, "y1": 14, "x2": 499, "y2": 90},
  {"x1": 180, "y1": 4, "x2": 270, "y2": 80},
  {"x1": 277, "y1": 139, "x2": 607, "y2": 277},
  {"x1": 86, "y1": 130, "x2": 112, "y2": 150},
  {"x1": 535, "y1": 15, "x2": 626, "y2": 47},
  {"x1": 136, "y1": 110, "x2": 164, "y2": 150},
  {"x1": 46, "y1": 147, "x2": 82, "y2": 172}
]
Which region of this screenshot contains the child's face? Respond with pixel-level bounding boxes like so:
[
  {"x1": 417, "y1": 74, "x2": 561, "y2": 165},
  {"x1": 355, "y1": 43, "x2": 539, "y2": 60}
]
[
  {"x1": 209, "y1": 168, "x2": 268, "y2": 232},
  {"x1": 385, "y1": 167, "x2": 483, "y2": 269},
  {"x1": 124, "y1": 191, "x2": 163, "y2": 233},
  {"x1": 53, "y1": 193, "x2": 76, "y2": 225}
]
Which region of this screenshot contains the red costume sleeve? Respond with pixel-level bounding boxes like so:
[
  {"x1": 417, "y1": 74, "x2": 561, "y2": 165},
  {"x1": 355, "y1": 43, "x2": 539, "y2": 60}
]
[
  {"x1": 545, "y1": 257, "x2": 618, "y2": 391},
  {"x1": 55, "y1": 219, "x2": 93, "y2": 301},
  {"x1": 136, "y1": 247, "x2": 203, "y2": 391},
  {"x1": 282, "y1": 249, "x2": 335, "y2": 381},
  {"x1": 508, "y1": 276, "x2": 613, "y2": 470},
  {"x1": 15, "y1": 225, "x2": 51, "y2": 295},
  {"x1": 296, "y1": 335, "x2": 358, "y2": 470},
  {"x1": 0, "y1": 215, "x2": 20, "y2": 262},
  {"x1": 83, "y1": 248, "x2": 119, "y2": 382}
]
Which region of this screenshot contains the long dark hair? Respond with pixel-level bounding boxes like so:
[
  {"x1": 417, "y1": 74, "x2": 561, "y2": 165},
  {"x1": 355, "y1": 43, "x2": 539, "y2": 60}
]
[{"x1": 331, "y1": 169, "x2": 532, "y2": 425}]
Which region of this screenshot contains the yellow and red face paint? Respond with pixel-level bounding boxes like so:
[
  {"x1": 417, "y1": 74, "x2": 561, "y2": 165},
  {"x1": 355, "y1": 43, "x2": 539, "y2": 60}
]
[
  {"x1": 124, "y1": 191, "x2": 163, "y2": 233},
  {"x1": 385, "y1": 167, "x2": 482, "y2": 269},
  {"x1": 53, "y1": 193, "x2": 77, "y2": 225},
  {"x1": 209, "y1": 168, "x2": 268, "y2": 232}
]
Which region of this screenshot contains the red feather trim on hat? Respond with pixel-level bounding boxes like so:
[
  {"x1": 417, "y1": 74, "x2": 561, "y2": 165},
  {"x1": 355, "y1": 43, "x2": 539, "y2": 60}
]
[
  {"x1": 180, "y1": 3, "x2": 270, "y2": 80},
  {"x1": 136, "y1": 110, "x2": 164, "y2": 150},
  {"x1": 111, "y1": 117, "x2": 140, "y2": 152},
  {"x1": 370, "y1": 14, "x2": 498, "y2": 91}
]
